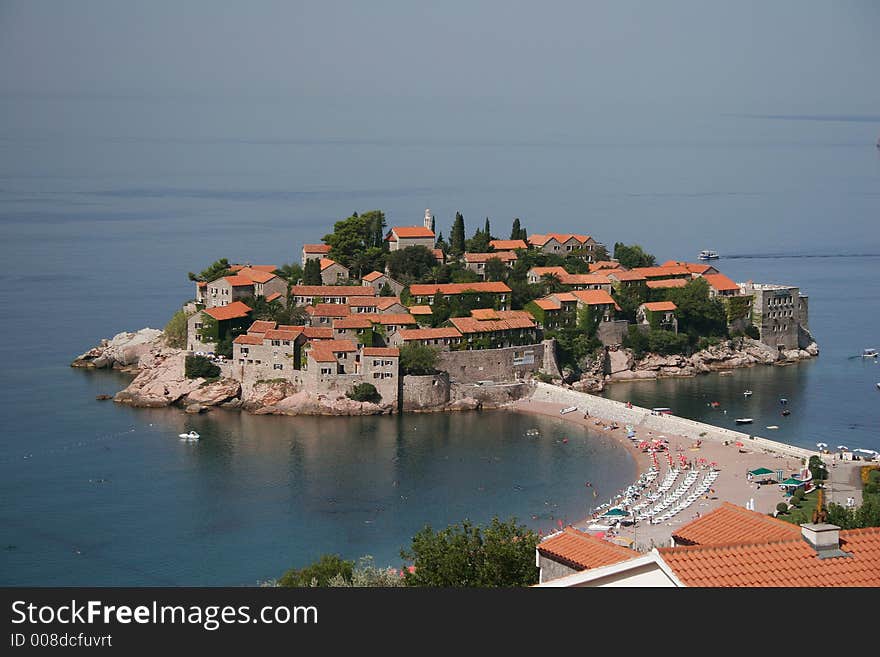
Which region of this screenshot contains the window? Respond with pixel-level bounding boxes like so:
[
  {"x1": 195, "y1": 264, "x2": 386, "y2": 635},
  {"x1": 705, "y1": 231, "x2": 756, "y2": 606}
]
[
  {"x1": 373, "y1": 373, "x2": 381, "y2": 379},
  {"x1": 272, "y1": 340, "x2": 281, "y2": 346},
  {"x1": 241, "y1": 347, "x2": 249, "y2": 355},
  {"x1": 273, "y1": 363, "x2": 283, "y2": 370},
  {"x1": 373, "y1": 359, "x2": 380, "y2": 366},
  {"x1": 238, "y1": 359, "x2": 244, "y2": 364},
  {"x1": 195, "y1": 322, "x2": 203, "y2": 329},
  {"x1": 247, "y1": 359, "x2": 253, "y2": 364},
  {"x1": 321, "y1": 367, "x2": 332, "y2": 375},
  {"x1": 255, "y1": 360, "x2": 261, "y2": 364},
  {"x1": 195, "y1": 334, "x2": 202, "y2": 341}
]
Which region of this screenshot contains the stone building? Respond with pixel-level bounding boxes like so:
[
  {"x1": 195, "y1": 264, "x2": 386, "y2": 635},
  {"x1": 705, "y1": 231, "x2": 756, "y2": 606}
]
[
  {"x1": 361, "y1": 270, "x2": 404, "y2": 296},
  {"x1": 526, "y1": 266, "x2": 612, "y2": 291},
  {"x1": 448, "y1": 309, "x2": 538, "y2": 349},
  {"x1": 571, "y1": 289, "x2": 620, "y2": 323},
  {"x1": 408, "y1": 281, "x2": 511, "y2": 311},
  {"x1": 204, "y1": 275, "x2": 254, "y2": 308},
  {"x1": 637, "y1": 301, "x2": 678, "y2": 333},
  {"x1": 525, "y1": 293, "x2": 578, "y2": 330},
  {"x1": 385, "y1": 210, "x2": 436, "y2": 251},
  {"x1": 536, "y1": 527, "x2": 638, "y2": 584},
  {"x1": 301, "y1": 243, "x2": 331, "y2": 266},
  {"x1": 489, "y1": 239, "x2": 528, "y2": 251},
  {"x1": 528, "y1": 233, "x2": 601, "y2": 261},
  {"x1": 186, "y1": 300, "x2": 252, "y2": 353},
  {"x1": 319, "y1": 258, "x2": 350, "y2": 285},
  {"x1": 394, "y1": 327, "x2": 463, "y2": 349},
  {"x1": 290, "y1": 285, "x2": 377, "y2": 306},
  {"x1": 463, "y1": 251, "x2": 518, "y2": 279},
  {"x1": 739, "y1": 282, "x2": 810, "y2": 351}
]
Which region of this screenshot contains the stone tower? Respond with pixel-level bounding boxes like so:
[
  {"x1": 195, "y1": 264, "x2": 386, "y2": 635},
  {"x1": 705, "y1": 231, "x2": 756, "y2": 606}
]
[{"x1": 424, "y1": 208, "x2": 433, "y2": 230}]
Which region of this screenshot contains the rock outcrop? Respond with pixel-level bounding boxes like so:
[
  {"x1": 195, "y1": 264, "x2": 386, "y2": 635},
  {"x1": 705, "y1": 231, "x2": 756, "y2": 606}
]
[
  {"x1": 113, "y1": 350, "x2": 204, "y2": 407},
  {"x1": 72, "y1": 328, "x2": 165, "y2": 370},
  {"x1": 253, "y1": 391, "x2": 393, "y2": 416},
  {"x1": 183, "y1": 378, "x2": 241, "y2": 407}
]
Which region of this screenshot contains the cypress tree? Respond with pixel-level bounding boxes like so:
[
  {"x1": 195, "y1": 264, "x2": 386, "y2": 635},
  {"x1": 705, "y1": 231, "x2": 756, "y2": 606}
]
[
  {"x1": 303, "y1": 258, "x2": 322, "y2": 285},
  {"x1": 511, "y1": 218, "x2": 521, "y2": 241},
  {"x1": 484, "y1": 217, "x2": 491, "y2": 240},
  {"x1": 450, "y1": 212, "x2": 466, "y2": 256}
]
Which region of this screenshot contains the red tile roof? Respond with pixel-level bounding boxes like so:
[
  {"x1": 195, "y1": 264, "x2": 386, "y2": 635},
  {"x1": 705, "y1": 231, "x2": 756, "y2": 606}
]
[
  {"x1": 348, "y1": 297, "x2": 379, "y2": 308},
  {"x1": 431, "y1": 248, "x2": 445, "y2": 261},
  {"x1": 662, "y1": 260, "x2": 715, "y2": 274},
  {"x1": 553, "y1": 292, "x2": 578, "y2": 302},
  {"x1": 642, "y1": 301, "x2": 677, "y2": 312},
  {"x1": 399, "y1": 327, "x2": 462, "y2": 341},
  {"x1": 529, "y1": 266, "x2": 568, "y2": 279},
  {"x1": 362, "y1": 271, "x2": 384, "y2": 282},
  {"x1": 645, "y1": 278, "x2": 689, "y2": 289},
  {"x1": 533, "y1": 298, "x2": 561, "y2": 311},
  {"x1": 358, "y1": 313, "x2": 417, "y2": 326},
  {"x1": 247, "y1": 320, "x2": 277, "y2": 334},
  {"x1": 333, "y1": 316, "x2": 374, "y2": 329},
  {"x1": 302, "y1": 327, "x2": 333, "y2": 339},
  {"x1": 203, "y1": 301, "x2": 252, "y2": 320},
  {"x1": 302, "y1": 244, "x2": 331, "y2": 254},
  {"x1": 362, "y1": 347, "x2": 400, "y2": 357},
  {"x1": 464, "y1": 251, "x2": 518, "y2": 263},
  {"x1": 230, "y1": 264, "x2": 277, "y2": 273},
  {"x1": 471, "y1": 308, "x2": 501, "y2": 320},
  {"x1": 236, "y1": 267, "x2": 277, "y2": 283},
  {"x1": 233, "y1": 334, "x2": 264, "y2": 345},
  {"x1": 449, "y1": 310, "x2": 536, "y2": 334},
  {"x1": 563, "y1": 274, "x2": 611, "y2": 286},
  {"x1": 407, "y1": 305, "x2": 433, "y2": 315},
  {"x1": 277, "y1": 324, "x2": 305, "y2": 332},
  {"x1": 704, "y1": 273, "x2": 740, "y2": 292},
  {"x1": 388, "y1": 226, "x2": 435, "y2": 239},
  {"x1": 265, "y1": 292, "x2": 283, "y2": 302},
  {"x1": 607, "y1": 270, "x2": 646, "y2": 282},
  {"x1": 538, "y1": 527, "x2": 637, "y2": 570},
  {"x1": 320, "y1": 258, "x2": 346, "y2": 272},
  {"x1": 223, "y1": 275, "x2": 256, "y2": 287},
  {"x1": 291, "y1": 285, "x2": 376, "y2": 297},
  {"x1": 672, "y1": 502, "x2": 801, "y2": 547},
  {"x1": 632, "y1": 265, "x2": 691, "y2": 279},
  {"x1": 409, "y1": 282, "x2": 511, "y2": 296},
  {"x1": 659, "y1": 527, "x2": 880, "y2": 587},
  {"x1": 489, "y1": 239, "x2": 528, "y2": 250},
  {"x1": 589, "y1": 261, "x2": 622, "y2": 272},
  {"x1": 528, "y1": 233, "x2": 592, "y2": 247},
  {"x1": 571, "y1": 289, "x2": 619, "y2": 308},
  {"x1": 263, "y1": 329, "x2": 301, "y2": 341},
  {"x1": 311, "y1": 339, "x2": 357, "y2": 353},
  {"x1": 375, "y1": 297, "x2": 404, "y2": 310},
  {"x1": 306, "y1": 304, "x2": 351, "y2": 318}
]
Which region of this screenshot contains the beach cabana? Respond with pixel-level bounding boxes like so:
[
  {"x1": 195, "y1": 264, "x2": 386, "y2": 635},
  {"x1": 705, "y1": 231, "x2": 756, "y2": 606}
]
[
  {"x1": 600, "y1": 508, "x2": 628, "y2": 520},
  {"x1": 747, "y1": 467, "x2": 777, "y2": 483},
  {"x1": 778, "y1": 477, "x2": 806, "y2": 494}
]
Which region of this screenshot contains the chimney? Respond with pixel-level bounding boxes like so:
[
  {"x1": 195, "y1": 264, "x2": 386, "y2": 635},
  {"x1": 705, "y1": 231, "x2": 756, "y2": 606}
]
[{"x1": 800, "y1": 523, "x2": 850, "y2": 559}]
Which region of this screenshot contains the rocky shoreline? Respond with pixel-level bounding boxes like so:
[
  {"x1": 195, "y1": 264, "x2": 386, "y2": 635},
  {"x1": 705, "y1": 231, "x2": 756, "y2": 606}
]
[
  {"x1": 564, "y1": 336, "x2": 819, "y2": 394},
  {"x1": 72, "y1": 329, "x2": 819, "y2": 415}
]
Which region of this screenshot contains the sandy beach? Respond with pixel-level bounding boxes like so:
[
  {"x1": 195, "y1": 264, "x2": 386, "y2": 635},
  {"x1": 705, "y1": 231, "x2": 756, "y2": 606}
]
[{"x1": 510, "y1": 397, "x2": 862, "y2": 551}]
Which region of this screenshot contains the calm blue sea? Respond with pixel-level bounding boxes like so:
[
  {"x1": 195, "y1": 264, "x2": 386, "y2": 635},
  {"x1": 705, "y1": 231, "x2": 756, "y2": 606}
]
[{"x1": 0, "y1": 98, "x2": 878, "y2": 584}]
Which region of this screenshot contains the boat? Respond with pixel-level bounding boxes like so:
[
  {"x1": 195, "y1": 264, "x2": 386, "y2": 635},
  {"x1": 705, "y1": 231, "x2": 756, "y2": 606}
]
[
  {"x1": 876, "y1": 383, "x2": 880, "y2": 390},
  {"x1": 560, "y1": 406, "x2": 578, "y2": 415},
  {"x1": 782, "y1": 409, "x2": 791, "y2": 416},
  {"x1": 743, "y1": 390, "x2": 753, "y2": 397},
  {"x1": 178, "y1": 431, "x2": 200, "y2": 441},
  {"x1": 651, "y1": 407, "x2": 673, "y2": 415},
  {"x1": 766, "y1": 425, "x2": 779, "y2": 430},
  {"x1": 698, "y1": 249, "x2": 720, "y2": 260},
  {"x1": 862, "y1": 348, "x2": 878, "y2": 358},
  {"x1": 779, "y1": 398, "x2": 788, "y2": 405},
  {"x1": 735, "y1": 418, "x2": 753, "y2": 424}
]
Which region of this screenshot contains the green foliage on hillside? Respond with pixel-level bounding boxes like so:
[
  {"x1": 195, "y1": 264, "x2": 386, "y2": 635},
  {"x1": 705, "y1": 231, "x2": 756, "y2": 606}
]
[
  {"x1": 185, "y1": 355, "x2": 220, "y2": 379},
  {"x1": 302, "y1": 259, "x2": 322, "y2": 285},
  {"x1": 347, "y1": 383, "x2": 382, "y2": 404},
  {"x1": 322, "y1": 210, "x2": 388, "y2": 275},
  {"x1": 386, "y1": 245, "x2": 437, "y2": 283},
  {"x1": 188, "y1": 258, "x2": 232, "y2": 283},
  {"x1": 613, "y1": 243, "x2": 656, "y2": 269},
  {"x1": 399, "y1": 343, "x2": 440, "y2": 375},
  {"x1": 163, "y1": 308, "x2": 190, "y2": 348},
  {"x1": 400, "y1": 517, "x2": 539, "y2": 587},
  {"x1": 667, "y1": 278, "x2": 728, "y2": 340},
  {"x1": 278, "y1": 554, "x2": 354, "y2": 587}
]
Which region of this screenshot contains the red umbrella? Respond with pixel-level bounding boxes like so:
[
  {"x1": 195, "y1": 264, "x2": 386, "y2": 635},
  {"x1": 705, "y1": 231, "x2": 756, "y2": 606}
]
[{"x1": 735, "y1": 441, "x2": 744, "y2": 447}]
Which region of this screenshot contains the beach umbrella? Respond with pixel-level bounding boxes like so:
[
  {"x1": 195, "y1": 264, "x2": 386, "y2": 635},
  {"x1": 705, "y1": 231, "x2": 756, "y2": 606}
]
[
  {"x1": 837, "y1": 445, "x2": 849, "y2": 450},
  {"x1": 735, "y1": 441, "x2": 744, "y2": 447},
  {"x1": 816, "y1": 442, "x2": 828, "y2": 448},
  {"x1": 854, "y1": 448, "x2": 878, "y2": 455}
]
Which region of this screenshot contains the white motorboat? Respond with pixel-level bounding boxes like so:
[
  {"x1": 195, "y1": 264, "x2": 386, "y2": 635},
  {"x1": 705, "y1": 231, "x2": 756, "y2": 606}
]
[
  {"x1": 743, "y1": 390, "x2": 753, "y2": 397},
  {"x1": 863, "y1": 348, "x2": 878, "y2": 358},
  {"x1": 178, "y1": 431, "x2": 200, "y2": 441},
  {"x1": 698, "y1": 249, "x2": 719, "y2": 260},
  {"x1": 735, "y1": 418, "x2": 753, "y2": 425},
  {"x1": 766, "y1": 425, "x2": 779, "y2": 430}
]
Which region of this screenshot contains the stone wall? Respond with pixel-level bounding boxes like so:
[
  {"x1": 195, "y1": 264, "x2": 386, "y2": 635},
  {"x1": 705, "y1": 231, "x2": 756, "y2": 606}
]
[
  {"x1": 402, "y1": 373, "x2": 451, "y2": 410},
  {"x1": 437, "y1": 343, "x2": 545, "y2": 383},
  {"x1": 597, "y1": 320, "x2": 630, "y2": 346},
  {"x1": 538, "y1": 555, "x2": 579, "y2": 584},
  {"x1": 529, "y1": 382, "x2": 817, "y2": 459},
  {"x1": 451, "y1": 381, "x2": 533, "y2": 406}
]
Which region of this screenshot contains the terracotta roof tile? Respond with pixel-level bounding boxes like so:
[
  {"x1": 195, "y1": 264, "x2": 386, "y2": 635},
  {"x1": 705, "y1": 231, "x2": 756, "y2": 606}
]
[
  {"x1": 302, "y1": 327, "x2": 332, "y2": 339},
  {"x1": 463, "y1": 251, "x2": 518, "y2": 263},
  {"x1": 407, "y1": 305, "x2": 433, "y2": 315},
  {"x1": 223, "y1": 275, "x2": 256, "y2": 287},
  {"x1": 471, "y1": 308, "x2": 500, "y2": 320},
  {"x1": 333, "y1": 316, "x2": 374, "y2": 329},
  {"x1": 236, "y1": 267, "x2": 277, "y2": 283},
  {"x1": 632, "y1": 265, "x2": 691, "y2": 279},
  {"x1": 449, "y1": 310, "x2": 536, "y2": 334},
  {"x1": 375, "y1": 297, "x2": 404, "y2": 310},
  {"x1": 607, "y1": 270, "x2": 646, "y2": 282},
  {"x1": 409, "y1": 282, "x2": 511, "y2": 296},
  {"x1": 388, "y1": 226, "x2": 435, "y2": 239},
  {"x1": 302, "y1": 244, "x2": 331, "y2": 253},
  {"x1": 247, "y1": 320, "x2": 277, "y2": 334},
  {"x1": 265, "y1": 292, "x2": 283, "y2": 302},
  {"x1": 306, "y1": 303, "x2": 351, "y2": 318},
  {"x1": 589, "y1": 261, "x2": 622, "y2": 272},
  {"x1": 399, "y1": 327, "x2": 462, "y2": 340},
  {"x1": 538, "y1": 527, "x2": 638, "y2": 570},
  {"x1": 642, "y1": 301, "x2": 677, "y2": 312},
  {"x1": 203, "y1": 301, "x2": 252, "y2": 320},
  {"x1": 672, "y1": 502, "x2": 801, "y2": 547},
  {"x1": 533, "y1": 298, "x2": 561, "y2": 311},
  {"x1": 489, "y1": 239, "x2": 528, "y2": 250},
  {"x1": 704, "y1": 273, "x2": 740, "y2": 292},
  {"x1": 645, "y1": 278, "x2": 689, "y2": 289},
  {"x1": 263, "y1": 329, "x2": 301, "y2": 341},
  {"x1": 362, "y1": 347, "x2": 400, "y2": 357},
  {"x1": 357, "y1": 313, "x2": 417, "y2": 326},
  {"x1": 571, "y1": 289, "x2": 618, "y2": 307},
  {"x1": 659, "y1": 527, "x2": 880, "y2": 587},
  {"x1": 291, "y1": 285, "x2": 376, "y2": 297},
  {"x1": 362, "y1": 271, "x2": 384, "y2": 282},
  {"x1": 348, "y1": 297, "x2": 379, "y2": 308},
  {"x1": 233, "y1": 334, "x2": 264, "y2": 345}
]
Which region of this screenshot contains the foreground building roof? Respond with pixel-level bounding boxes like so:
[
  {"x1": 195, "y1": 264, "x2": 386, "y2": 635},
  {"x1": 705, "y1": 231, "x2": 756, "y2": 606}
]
[
  {"x1": 203, "y1": 301, "x2": 252, "y2": 320},
  {"x1": 537, "y1": 527, "x2": 637, "y2": 570},
  {"x1": 671, "y1": 502, "x2": 801, "y2": 547}
]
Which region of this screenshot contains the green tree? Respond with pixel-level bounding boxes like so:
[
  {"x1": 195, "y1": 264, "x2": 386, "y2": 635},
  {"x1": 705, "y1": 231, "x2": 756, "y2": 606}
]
[
  {"x1": 593, "y1": 243, "x2": 609, "y2": 263},
  {"x1": 303, "y1": 259, "x2": 322, "y2": 285},
  {"x1": 510, "y1": 217, "x2": 527, "y2": 241},
  {"x1": 347, "y1": 383, "x2": 382, "y2": 404},
  {"x1": 386, "y1": 246, "x2": 438, "y2": 283},
  {"x1": 275, "y1": 262, "x2": 303, "y2": 285},
  {"x1": 323, "y1": 210, "x2": 387, "y2": 269},
  {"x1": 325, "y1": 556, "x2": 405, "y2": 587},
  {"x1": 613, "y1": 243, "x2": 656, "y2": 269},
  {"x1": 400, "y1": 517, "x2": 539, "y2": 587},
  {"x1": 188, "y1": 258, "x2": 232, "y2": 283},
  {"x1": 435, "y1": 230, "x2": 449, "y2": 253},
  {"x1": 667, "y1": 278, "x2": 728, "y2": 339},
  {"x1": 540, "y1": 273, "x2": 565, "y2": 295},
  {"x1": 185, "y1": 355, "x2": 220, "y2": 379},
  {"x1": 465, "y1": 225, "x2": 492, "y2": 253},
  {"x1": 430, "y1": 215, "x2": 435, "y2": 234},
  {"x1": 484, "y1": 257, "x2": 507, "y2": 282},
  {"x1": 278, "y1": 554, "x2": 354, "y2": 587},
  {"x1": 450, "y1": 268, "x2": 480, "y2": 284},
  {"x1": 399, "y1": 343, "x2": 440, "y2": 375},
  {"x1": 612, "y1": 283, "x2": 646, "y2": 323},
  {"x1": 163, "y1": 308, "x2": 190, "y2": 348},
  {"x1": 484, "y1": 217, "x2": 492, "y2": 240},
  {"x1": 449, "y1": 212, "x2": 466, "y2": 257},
  {"x1": 378, "y1": 281, "x2": 394, "y2": 297}
]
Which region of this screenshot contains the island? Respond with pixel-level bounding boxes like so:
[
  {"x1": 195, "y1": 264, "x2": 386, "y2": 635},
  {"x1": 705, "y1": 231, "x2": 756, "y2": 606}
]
[{"x1": 72, "y1": 208, "x2": 818, "y2": 416}]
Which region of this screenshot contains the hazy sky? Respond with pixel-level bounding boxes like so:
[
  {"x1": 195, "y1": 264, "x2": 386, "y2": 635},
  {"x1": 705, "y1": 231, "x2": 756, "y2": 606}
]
[{"x1": 2, "y1": 0, "x2": 879, "y2": 115}]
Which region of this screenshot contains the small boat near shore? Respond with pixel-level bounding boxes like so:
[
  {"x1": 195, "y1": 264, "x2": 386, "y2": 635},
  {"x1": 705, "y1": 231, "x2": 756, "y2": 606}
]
[
  {"x1": 735, "y1": 418, "x2": 753, "y2": 425},
  {"x1": 863, "y1": 348, "x2": 878, "y2": 358},
  {"x1": 766, "y1": 425, "x2": 779, "y2": 430},
  {"x1": 178, "y1": 431, "x2": 200, "y2": 441},
  {"x1": 560, "y1": 406, "x2": 578, "y2": 415}
]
